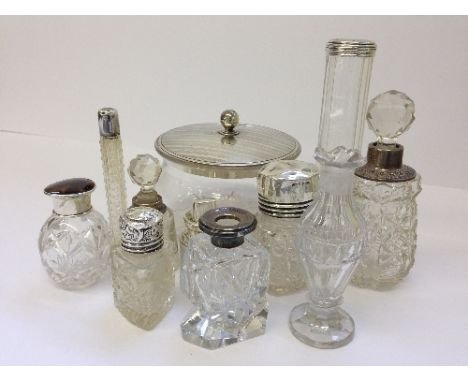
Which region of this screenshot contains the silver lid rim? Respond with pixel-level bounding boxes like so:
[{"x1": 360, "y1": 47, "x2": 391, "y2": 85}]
[
  {"x1": 326, "y1": 39, "x2": 377, "y2": 57},
  {"x1": 154, "y1": 124, "x2": 301, "y2": 179}
]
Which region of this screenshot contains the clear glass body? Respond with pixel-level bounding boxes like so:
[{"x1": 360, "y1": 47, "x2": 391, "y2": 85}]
[
  {"x1": 100, "y1": 136, "x2": 127, "y2": 247},
  {"x1": 290, "y1": 165, "x2": 364, "y2": 348},
  {"x1": 157, "y1": 160, "x2": 258, "y2": 234},
  {"x1": 180, "y1": 233, "x2": 269, "y2": 350},
  {"x1": 254, "y1": 213, "x2": 306, "y2": 295},
  {"x1": 112, "y1": 245, "x2": 175, "y2": 330},
  {"x1": 162, "y1": 207, "x2": 179, "y2": 269},
  {"x1": 352, "y1": 174, "x2": 421, "y2": 289},
  {"x1": 289, "y1": 42, "x2": 373, "y2": 349},
  {"x1": 38, "y1": 208, "x2": 111, "y2": 290},
  {"x1": 318, "y1": 55, "x2": 373, "y2": 157}
]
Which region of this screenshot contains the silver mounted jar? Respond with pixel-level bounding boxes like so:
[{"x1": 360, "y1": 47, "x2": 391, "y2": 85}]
[
  {"x1": 38, "y1": 178, "x2": 111, "y2": 290},
  {"x1": 154, "y1": 109, "x2": 301, "y2": 233},
  {"x1": 353, "y1": 90, "x2": 422, "y2": 290},
  {"x1": 180, "y1": 207, "x2": 269, "y2": 350},
  {"x1": 254, "y1": 160, "x2": 319, "y2": 295},
  {"x1": 112, "y1": 206, "x2": 175, "y2": 330}
]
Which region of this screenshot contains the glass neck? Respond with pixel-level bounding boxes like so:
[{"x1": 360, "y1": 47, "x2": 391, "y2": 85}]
[{"x1": 318, "y1": 164, "x2": 355, "y2": 196}]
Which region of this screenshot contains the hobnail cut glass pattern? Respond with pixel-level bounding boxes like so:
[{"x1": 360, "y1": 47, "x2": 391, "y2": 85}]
[
  {"x1": 180, "y1": 234, "x2": 269, "y2": 350},
  {"x1": 352, "y1": 174, "x2": 421, "y2": 289},
  {"x1": 38, "y1": 209, "x2": 111, "y2": 290},
  {"x1": 112, "y1": 246, "x2": 174, "y2": 330},
  {"x1": 100, "y1": 137, "x2": 127, "y2": 246},
  {"x1": 254, "y1": 213, "x2": 306, "y2": 295}
]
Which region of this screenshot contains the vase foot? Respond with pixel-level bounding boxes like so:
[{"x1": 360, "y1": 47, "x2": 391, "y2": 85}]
[{"x1": 289, "y1": 302, "x2": 355, "y2": 349}]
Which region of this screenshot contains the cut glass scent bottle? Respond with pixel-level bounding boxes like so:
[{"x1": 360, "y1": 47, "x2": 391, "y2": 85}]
[
  {"x1": 38, "y1": 178, "x2": 111, "y2": 290},
  {"x1": 112, "y1": 206, "x2": 175, "y2": 330},
  {"x1": 180, "y1": 207, "x2": 269, "y2": 350},
  {"x1": 289, "y1": 39, "x2": 376, "y2": 349},
  {"x1": 254, "y1": 160, "x2": 319, "y2": 295},
  {"x1": 353, "y1": 90, "x2": 422, "y2": 289},
  {"x1": 128, "y1": 154, "x2": 179, "y2": 269}
]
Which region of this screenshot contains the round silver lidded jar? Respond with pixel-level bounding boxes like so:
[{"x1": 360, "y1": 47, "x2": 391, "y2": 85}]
[
  {"x1": 154, "y1": 109, "x2": 301, "y2": 231},
  {"x1": 38, "y1": 178, "x2": 112, "y2": 290}
]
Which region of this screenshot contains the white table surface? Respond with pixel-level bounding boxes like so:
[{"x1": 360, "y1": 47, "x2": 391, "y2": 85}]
[{"x1": 1, "y1": 131, "x2": 467, "y2": 366}]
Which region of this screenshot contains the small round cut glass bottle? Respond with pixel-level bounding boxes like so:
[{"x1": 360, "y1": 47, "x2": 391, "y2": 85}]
[
  {"x1": 128, "y1": 154, "x2": 179, "y2": 268},
  {"x1": 180, "y1": 207, "x2": 269, "y2": 350},
  {"x1": 353, "y1": 90, "x2": 422, "y2": 289},
  {"x1": 254, "y1": 160, "x2": 319, "y2": 295},
  {"x1": 112, "y1": 206, "x2": 175, "y2": 330},
  {"x1": 38, "y1": 178, "x2": 111, "y2": 290}
]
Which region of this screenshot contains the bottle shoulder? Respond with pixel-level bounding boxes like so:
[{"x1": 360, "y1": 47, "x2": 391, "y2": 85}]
[{"x1": 187, "y1": 233, "x2": 268, "y2": 265}]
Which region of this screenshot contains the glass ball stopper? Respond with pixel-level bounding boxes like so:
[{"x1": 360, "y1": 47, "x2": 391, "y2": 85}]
[
  {"x1": 366, "y1": 90, "x2": 415, "y2": 144},
  {"x1": 128, "y1": 154, "x2": 162, "y2": 192}
]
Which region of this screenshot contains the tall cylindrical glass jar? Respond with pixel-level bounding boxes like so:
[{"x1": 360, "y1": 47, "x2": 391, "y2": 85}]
[{"x1": 290, "y1": 39, "x2": 376, "y2": 349}]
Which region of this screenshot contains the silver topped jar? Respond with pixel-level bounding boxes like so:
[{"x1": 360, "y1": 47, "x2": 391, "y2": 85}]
[
  {"x1": 38, "y1": 178, "x2": 111, "y2": 290},
  {"x1": 254, "y1": 160, "x2": 319, "y2": 295},
  {"x1": 112, "y1": 206, "x2": 174, "y2": 330},
  {"x1": 154, "y1": 109, "x2": 301, "y2": 232},
  {"x1": 180, "y1": 207, "x2": 269, "y2": 350}
]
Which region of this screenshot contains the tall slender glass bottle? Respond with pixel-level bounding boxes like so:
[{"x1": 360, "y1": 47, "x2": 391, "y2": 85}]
[
  {"x1": 98, "y1": 108, "x2": 127, "y2": 248},
  {"x1": 289, "y1": 39, "x2": 376, "y2": 349}
]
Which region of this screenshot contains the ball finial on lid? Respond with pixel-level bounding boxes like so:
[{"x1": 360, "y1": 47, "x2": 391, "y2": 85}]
[
  {"x1": 366, "y1": 90, "x2": 415, "y2": 144},
  {"x1": 220, "y1": 109, "x2": 240, "y2": 136}
]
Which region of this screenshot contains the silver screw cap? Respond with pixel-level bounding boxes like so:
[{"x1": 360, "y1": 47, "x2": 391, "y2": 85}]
[
  {"x1": 120, "y1": 206, "x2": 164, "y2": 253},
  {"x1": 257, "y1": 160, "x2": 319, "y2": 218}
]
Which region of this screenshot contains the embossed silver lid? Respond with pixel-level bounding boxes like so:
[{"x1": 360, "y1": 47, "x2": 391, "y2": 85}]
[
  {"x1": 326, "y1": 39, "x2": 377, "y2": 57},
  {"x1": 154, "y1": 110, "x2": 301, "y2": 179},
  {"x1": 120, "y1": 206, "x2": 164, "y2": 253},
  {"x1": 257, "y1": 160, "x2": 319, "y2": 218}
]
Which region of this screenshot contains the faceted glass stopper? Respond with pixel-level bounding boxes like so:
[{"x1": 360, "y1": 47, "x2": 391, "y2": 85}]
[
  {"x1": 367, "y1": 90, "x2": 415, "y2": 144},
  {"x1": 128, "y1": 154, "x2": 162, "y2": 190}
]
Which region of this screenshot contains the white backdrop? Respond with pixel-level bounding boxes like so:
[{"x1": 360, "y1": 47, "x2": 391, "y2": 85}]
[{"x1": 1, "y1": 16, "x2": 467, "y2": 189}]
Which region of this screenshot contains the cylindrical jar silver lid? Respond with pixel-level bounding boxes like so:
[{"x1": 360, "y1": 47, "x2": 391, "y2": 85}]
[
  {"x1": 326, "y1": 39, "x2": 377, "y2": 57},
  {"x1": 120, "y1": 206, "x2": 164, "y2": 253},
  {"x1": 257, "y1": 160, "x2": 319, "y2": 218}
]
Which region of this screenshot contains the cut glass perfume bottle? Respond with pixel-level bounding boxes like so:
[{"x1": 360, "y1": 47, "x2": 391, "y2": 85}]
[
  {"x1": 289, "y1": 39, "x2": 376, "y2": 349},
  {"x1": 353, "y1": 90, "x2": 422, "y2": 289},
  {"x1": 128, "y1": 154, "x2": 179, "y2": 269},
  {"x1": 180, "y1": 207, "x2": 269, "y2": 350},
  {"x1": 38, "y1": 178, "x2": 111, "y2": 290},
  {"x1": 254, "y1": 160, "x2": 319, "y2": 295},
  {"x1": 98, "y1": 108, "x2": 127, "y2": 247},
  {"x1": 112, "y1": 206, "x2": 174, "y2": 330}
]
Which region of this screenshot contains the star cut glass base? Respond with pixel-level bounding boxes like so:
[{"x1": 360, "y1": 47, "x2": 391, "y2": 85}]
[
  {"x1": 181, "y1": 307, "x2": 268, "y2": 350},
  {"x1": 289, "y1": 303, "x2": 355, "y2": 349}
]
